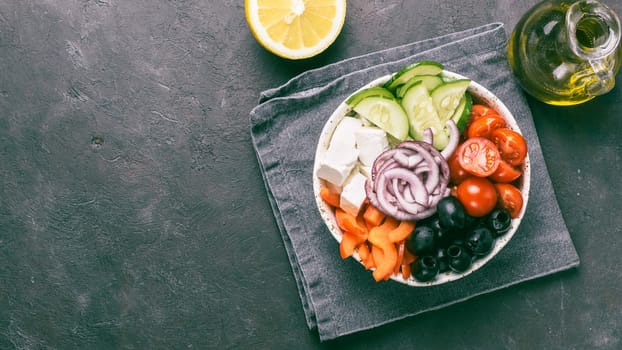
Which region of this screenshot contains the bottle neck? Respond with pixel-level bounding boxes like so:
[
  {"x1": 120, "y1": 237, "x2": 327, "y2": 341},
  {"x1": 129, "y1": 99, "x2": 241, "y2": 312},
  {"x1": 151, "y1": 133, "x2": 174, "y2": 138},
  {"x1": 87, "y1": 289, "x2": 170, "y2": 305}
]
[{"x1": 566, "y1": 0, "x2": 621, "y2": 60}]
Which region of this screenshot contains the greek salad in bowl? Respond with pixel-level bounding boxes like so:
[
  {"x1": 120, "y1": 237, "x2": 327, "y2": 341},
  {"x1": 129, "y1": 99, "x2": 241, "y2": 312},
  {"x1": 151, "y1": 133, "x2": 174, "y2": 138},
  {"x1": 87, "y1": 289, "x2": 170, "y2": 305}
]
[{"x1": 313, "y1": 61, "x2": 530, "y2": 286}]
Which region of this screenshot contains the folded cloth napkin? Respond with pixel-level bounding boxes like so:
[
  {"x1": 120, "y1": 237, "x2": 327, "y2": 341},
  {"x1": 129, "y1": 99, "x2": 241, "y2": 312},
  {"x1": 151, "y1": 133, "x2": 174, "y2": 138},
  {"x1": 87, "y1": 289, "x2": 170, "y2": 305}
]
[{"x1": 249, "y1": 23, "x2": 580, "y2": 341}]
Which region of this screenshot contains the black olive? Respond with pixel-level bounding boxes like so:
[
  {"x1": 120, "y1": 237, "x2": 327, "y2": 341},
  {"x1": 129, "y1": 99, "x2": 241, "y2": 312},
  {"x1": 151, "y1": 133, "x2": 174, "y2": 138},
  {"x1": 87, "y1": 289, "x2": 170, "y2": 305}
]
[
  {"x1": 405, "y1": 226, "x2": 437, "y2": 256},
  {"x1": 451, "y1": 239, "x2": 466, "y2": 247},
  {"x1": 420, "y1": 214, "x2": 442, "y2": 232},
  {"x1": 435, "y1": 228, "x2": 457, "y2": 248},
  {"x1": 436, "y1": 248, "x2": 450, "y2": 273},
  {"x1": 436, "y1": 196, "x2": 467, "y2": 231},
  {"x1": 419, "y1": 215, "x2": 455, "y2": 248},
  {"x1": 447, "y1": 244, "x2": 472, "y2": 272},
  {"x1": 486, "y1": 208, "x2": 512, "y2": 236},
  {"x1": 412, "y1": 255, "x2": 439, "y2": 282},
  {"x1": 466, "y1": 227, "x2": 494, "y2": 256}
]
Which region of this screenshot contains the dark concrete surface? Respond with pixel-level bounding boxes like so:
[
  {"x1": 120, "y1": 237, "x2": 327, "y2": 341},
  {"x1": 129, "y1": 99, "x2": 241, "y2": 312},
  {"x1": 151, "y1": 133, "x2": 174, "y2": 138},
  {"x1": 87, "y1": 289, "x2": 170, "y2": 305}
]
[{"x1": 1, "y1": 1, "x2": 621, "y2": 349}]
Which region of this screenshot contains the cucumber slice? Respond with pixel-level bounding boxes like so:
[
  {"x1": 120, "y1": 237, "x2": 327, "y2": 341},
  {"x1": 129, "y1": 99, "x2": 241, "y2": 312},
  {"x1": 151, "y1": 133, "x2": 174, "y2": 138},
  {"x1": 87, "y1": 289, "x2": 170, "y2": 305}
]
[
  {"x1": 383, "y1": 61, "x2": 444, "y2": 92},
  {"x1": 430, "y1": 79, "x2": 471, "y2": 122},
  {"x1": 346, "y1": 87, "x2": 396, "y2": 107},
  {"x1": 400, "y1": 82, "x2": 448, "y2": 150},
  {"x1": 352, "y1": 96, "x2": 409, "y2": 141},
  {"x1": 451, "y1": 92, "x2": 473, "y2": 131},
  {"x1": 396, "y1": 75, "x2": 444, "y2": 98}
]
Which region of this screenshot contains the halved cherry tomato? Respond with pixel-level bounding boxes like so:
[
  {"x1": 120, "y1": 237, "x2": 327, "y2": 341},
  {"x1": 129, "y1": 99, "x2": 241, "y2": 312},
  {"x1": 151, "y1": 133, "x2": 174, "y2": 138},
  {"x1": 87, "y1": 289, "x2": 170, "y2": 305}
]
[
  {"x1": 448, "y1": 152, "x2": 471, "y2": 185},
  {"x1": 470, "y1": 104, "x2": 498, "y2": 120},
  {"x1": 456, "y1": 177, "x2": 498, "y2": 217},
  {"x1": 456, "y1": 137, "x2": 500, "y2": 177},
  {"x1": 467, "y1": 115, "x2": 507, "y2": 139},
  {"x1": 490, "y1": 128, "x2": 528, "y2": 166},
  {"x1": 495, "y1": 183, "x2": 524, "y2": 218},
  {"x1": 488, "y1": 159, "x2": 522, "y2": 183}
]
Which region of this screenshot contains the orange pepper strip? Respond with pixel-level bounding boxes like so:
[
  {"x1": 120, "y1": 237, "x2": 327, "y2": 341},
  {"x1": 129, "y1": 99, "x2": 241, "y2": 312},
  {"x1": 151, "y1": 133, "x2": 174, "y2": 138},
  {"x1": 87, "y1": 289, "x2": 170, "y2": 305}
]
[
  {"x1": 401, "y1": 248, "x2": 416, "y2": 279},
  {"x1": 388, "y1": 220, "x2": 416, "y2": 243},
  {"x1": 402, "y1": 247, "x2": 416, "y2": 265},
  {"x1": 363, "y1": 204, "x2": 386, "y2": 227},
  {"x1": 319, "y1": 186, "x2": 341, "y2": 208},
  {"x1": 335, "y1": 208, "x2": 368, "y2": 237},
  {"x1": 371, "y1": 244, "x2": 384, "y2": 270},
  {"x1": 383, "y1": 216, "x2": 400, "y2": 228},
  {"x1": 394, "y1": 241, "x2": 405, "y2": 276},
  {"x1": 401, "y1": 263, "x2": 412, "y2": 280},
  {"x1": 356, "y1": 214, "x2": 368, "y2": 234},
  {"x1": 339, "y1": 231, "x2": 367, "y2": 259},
  {"x1": 364, "y1": 220, "x2": 375, "y2": 232},
  {"x1": 357, "y1": 243, "x2": 375, "y2": 270},
  {"x1": 368, "y1": 219, "x2": 399, "y2": 282},
  {"x1": 357, "y1": 242, "x2": 369, "y2": 260}
]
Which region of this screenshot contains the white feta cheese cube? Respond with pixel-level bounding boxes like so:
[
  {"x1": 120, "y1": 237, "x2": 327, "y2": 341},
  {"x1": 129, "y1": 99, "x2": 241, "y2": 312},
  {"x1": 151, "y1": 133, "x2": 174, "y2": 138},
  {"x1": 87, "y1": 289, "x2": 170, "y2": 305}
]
[
  {"x1": 316, "y1": 147, "x2": 358, "y2": 187},
  {"x1": 355, "y1": 126, "x2": 389, "y2": 167},
  {"x1": 329, "y1": 116, "x2": 363, "y2": 150},
  {"x1": 316, "y1": 117, "x2": 363, "y2": 187},
  {"x1": 340, "y1": 171, "x2": 368, "y2": 217}
]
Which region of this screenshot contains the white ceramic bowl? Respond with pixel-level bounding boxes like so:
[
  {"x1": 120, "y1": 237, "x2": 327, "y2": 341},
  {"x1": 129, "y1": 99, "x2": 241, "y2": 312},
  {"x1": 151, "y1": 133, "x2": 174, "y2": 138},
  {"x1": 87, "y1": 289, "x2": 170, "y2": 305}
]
[{"x1": 313, "y1": 70, "x2": 531, "y2": 286}]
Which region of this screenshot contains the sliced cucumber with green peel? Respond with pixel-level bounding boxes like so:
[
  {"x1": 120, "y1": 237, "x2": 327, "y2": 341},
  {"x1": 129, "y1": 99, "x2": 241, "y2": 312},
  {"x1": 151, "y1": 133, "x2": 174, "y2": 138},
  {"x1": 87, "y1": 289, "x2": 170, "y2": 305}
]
[
  {"x1": 383, "y1": 61, "x2": 444, "y2": 92},
  {"x1": 451, "y1": 92, "x2": 473, "y2": 131},
  {"x1": 400, "y1": 82, "x2": 448, "y2": 150},
  {"x1": 346, "y1": 61, "x2": 472, "y2": 150},
  {"x1": 351, "y1": 96, "x2": 409, "y2": 141},
  {"x1": 396, "y1": 74, "x2": 444, "y2": 98},
  {"x1": 346, "y1": 87, "x2": 396, "y2": 107},
  {"x1": 430, "y1": 79, "x2": 471, "y2": 122}
]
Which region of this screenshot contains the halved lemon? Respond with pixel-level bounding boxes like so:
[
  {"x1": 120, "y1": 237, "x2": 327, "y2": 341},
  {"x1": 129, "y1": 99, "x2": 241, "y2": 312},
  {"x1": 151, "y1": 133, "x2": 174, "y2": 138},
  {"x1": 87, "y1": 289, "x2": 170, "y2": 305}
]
[{"x1": 245, "y1": 0, "x2": 347, "y2": 60}]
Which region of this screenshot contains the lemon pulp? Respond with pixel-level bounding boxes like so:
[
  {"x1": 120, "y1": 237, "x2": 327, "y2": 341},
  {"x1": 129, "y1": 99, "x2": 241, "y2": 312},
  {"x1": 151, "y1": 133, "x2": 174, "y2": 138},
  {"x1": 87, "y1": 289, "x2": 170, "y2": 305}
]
[{"x1": 245, "y1": 0, "x2": 347, "y2": 60}]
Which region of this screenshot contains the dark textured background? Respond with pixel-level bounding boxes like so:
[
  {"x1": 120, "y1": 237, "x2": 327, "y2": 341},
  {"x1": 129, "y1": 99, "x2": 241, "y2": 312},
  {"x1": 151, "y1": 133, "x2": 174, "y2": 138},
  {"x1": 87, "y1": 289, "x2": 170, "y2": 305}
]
[{"x1": 1, "y1": 1, "x2": 621, "y2": 349}]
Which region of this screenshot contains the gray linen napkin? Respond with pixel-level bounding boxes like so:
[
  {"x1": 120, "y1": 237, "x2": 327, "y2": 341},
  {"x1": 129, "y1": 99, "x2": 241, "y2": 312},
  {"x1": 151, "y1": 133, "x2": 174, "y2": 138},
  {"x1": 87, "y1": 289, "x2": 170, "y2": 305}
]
[{"x1": 249, "y1": 23, "x2": 580, "y2": 341}]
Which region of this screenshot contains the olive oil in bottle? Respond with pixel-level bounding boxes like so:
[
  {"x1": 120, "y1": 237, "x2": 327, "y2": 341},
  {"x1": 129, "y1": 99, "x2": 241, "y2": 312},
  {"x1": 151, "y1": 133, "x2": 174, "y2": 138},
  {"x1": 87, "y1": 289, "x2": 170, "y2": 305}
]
[{"x1": 508, "y1": 0, "x2": 622, "y2": 106}]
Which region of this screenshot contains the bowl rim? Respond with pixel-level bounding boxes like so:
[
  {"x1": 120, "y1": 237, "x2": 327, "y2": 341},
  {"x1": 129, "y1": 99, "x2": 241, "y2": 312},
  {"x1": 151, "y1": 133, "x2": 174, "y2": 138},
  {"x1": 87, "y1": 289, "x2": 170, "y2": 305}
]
[{"x1": 312, "y1": 70, "x2": 531, "y2": 287}]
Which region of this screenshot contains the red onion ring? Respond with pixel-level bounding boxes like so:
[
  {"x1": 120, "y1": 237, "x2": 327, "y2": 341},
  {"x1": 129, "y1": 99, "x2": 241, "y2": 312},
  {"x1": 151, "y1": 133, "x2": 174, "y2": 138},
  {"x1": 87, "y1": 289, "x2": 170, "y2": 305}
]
[
  {"x1": 422, "y1": 128, "x2": 433, "y2": 145},
  {"x1": 365, "y1": 140, "x2": 450, "y2": 221},
  {"x1": 440, "y1": 119, "x2": 460, "y2": 159}
]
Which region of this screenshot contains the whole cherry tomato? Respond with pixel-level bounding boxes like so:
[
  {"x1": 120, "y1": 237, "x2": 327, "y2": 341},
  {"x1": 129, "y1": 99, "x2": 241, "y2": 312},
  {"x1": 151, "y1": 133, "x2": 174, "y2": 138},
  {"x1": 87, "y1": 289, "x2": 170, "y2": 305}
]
[
  {"x1": 467, "y1": 115, "x2": 507, "y2": 139},
  {"x1": 490, "y1": 128, "x2": 528, "y2": 166},
  {"x1": 456, "y1": 177, "x2": 498, "y2": 217},
  {"x1": 488, "y1": 159, "x2": 522, "y2": 183},
  {"x1": 456, "y1": 137, "x2": 500, "y2": 177},
  {"x1": 495, "y1": 183, "x2": 524, "y2": 218}
]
